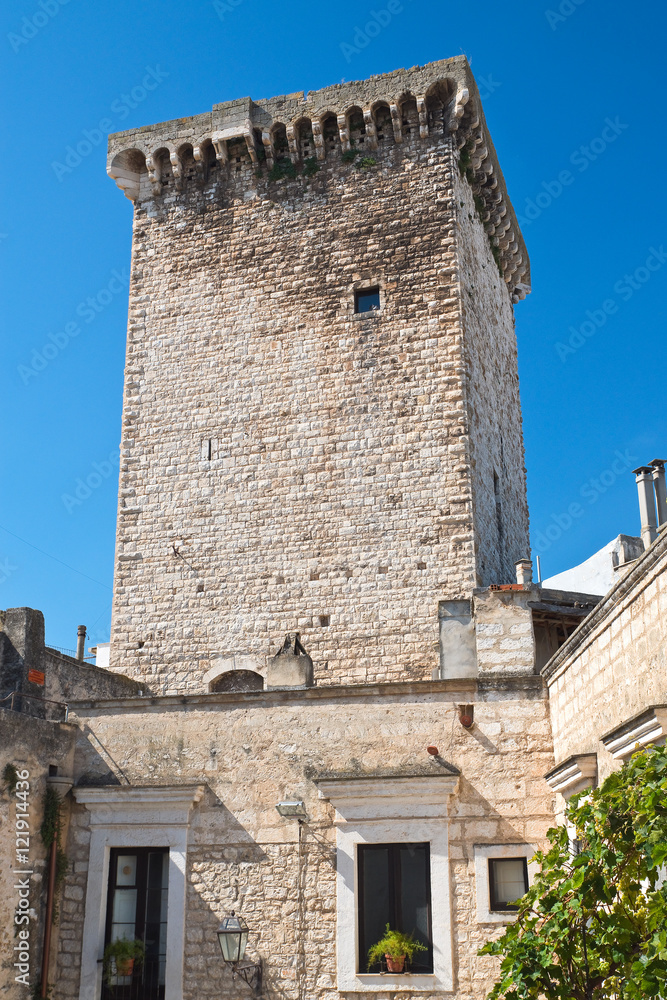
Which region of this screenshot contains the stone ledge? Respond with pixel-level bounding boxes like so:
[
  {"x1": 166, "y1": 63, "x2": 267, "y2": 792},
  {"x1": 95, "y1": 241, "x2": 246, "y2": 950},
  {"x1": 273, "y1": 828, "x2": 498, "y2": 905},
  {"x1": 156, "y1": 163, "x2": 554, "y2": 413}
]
[{"x1": 68, "y1": 674, "x2": 546, "y2": 713}]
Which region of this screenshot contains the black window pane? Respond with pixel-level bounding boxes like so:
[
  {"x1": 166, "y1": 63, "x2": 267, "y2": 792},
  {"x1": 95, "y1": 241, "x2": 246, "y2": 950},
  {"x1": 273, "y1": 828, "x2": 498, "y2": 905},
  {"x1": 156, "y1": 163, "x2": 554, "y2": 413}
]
[
  {"x1": 355, "y1": 288, "x2": 380, "y2": 313},
  {"x1": 398, "y1": 845, "x2": 432, "y2": 972},
  {"x1": 359, "y1": 846, "x2": 391, "y2": 971}
]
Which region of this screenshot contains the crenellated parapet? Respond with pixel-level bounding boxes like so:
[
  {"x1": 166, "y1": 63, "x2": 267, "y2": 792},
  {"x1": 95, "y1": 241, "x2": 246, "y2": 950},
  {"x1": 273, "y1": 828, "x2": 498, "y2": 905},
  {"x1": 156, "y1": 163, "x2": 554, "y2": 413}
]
[{"x1": 107, "y1": 56, "x2": 530, "y2": 301}]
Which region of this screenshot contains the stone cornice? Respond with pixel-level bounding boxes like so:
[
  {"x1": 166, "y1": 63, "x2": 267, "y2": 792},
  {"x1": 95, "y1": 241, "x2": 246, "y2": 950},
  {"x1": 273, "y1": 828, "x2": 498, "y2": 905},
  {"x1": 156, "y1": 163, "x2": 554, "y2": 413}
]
[
  {"x1": 541, "y1": 529, "x2": 667, "y2": 683},
  {"x1": 106, "y1": 56, "x2": 529, "y2": 302},
  {"x1": 68, "y1": 674, "x2": 545, "y2": 714},
  {"x1": 601, "y1": 705, "x2": 667, "y2": 760},
  {"x1": 314, "y1": 762, "x2": 460, "y2": 781},
  {"x1": 544, "y1": 753, "x2": 598, "y2": 797},
  {"x1": 73, "y1": 784, "x2": 206, "y2": 826},
  {"x1": 316, "y1": 772, "x2": 459, "y2": 821}
]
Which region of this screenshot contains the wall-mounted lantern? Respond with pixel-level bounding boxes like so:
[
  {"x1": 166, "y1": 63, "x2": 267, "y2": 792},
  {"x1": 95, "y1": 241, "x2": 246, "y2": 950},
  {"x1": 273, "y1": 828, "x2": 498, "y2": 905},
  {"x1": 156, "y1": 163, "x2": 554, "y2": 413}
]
[{"x1": 217, "y1": 912, "x2": 262, "y2": 992}]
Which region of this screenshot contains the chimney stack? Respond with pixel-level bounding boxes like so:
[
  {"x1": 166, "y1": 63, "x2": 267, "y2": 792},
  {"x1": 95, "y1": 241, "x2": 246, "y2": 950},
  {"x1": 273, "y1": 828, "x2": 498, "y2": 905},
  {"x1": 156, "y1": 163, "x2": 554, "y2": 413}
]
[
  {"x1": 633, "y1": 467, "x2": 659, "y2": 550},
  {"x1": 650, "y1": 459, "x2": 667, "y2": 527},
  {"x1": 515, "y1": 559, "x2": 533, "y2": 587},
  {"x1": 76, "y1": 625, "x2": 86, "y2": 662}
]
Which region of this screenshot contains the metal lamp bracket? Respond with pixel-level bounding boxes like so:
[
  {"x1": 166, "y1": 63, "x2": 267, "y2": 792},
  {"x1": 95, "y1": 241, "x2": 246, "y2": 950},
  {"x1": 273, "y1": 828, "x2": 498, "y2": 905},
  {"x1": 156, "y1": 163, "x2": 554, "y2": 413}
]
[{"x1": 230, "y1": 959, "x2": 262, "y2": 992}]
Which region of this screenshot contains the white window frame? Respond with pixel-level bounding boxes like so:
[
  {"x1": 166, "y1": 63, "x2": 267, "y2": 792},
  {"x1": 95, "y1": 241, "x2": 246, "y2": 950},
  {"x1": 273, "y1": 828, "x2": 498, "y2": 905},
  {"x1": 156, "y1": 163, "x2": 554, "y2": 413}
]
[
  {"x1": 474, "y1": 843, "x2": 538, "y2": 924},
  {"x1": 73, "y1": 785, "x2": 205, "y2": 1000},
  {"x1": 317, "y1": 773, "x2": 458, "y2": 993}
]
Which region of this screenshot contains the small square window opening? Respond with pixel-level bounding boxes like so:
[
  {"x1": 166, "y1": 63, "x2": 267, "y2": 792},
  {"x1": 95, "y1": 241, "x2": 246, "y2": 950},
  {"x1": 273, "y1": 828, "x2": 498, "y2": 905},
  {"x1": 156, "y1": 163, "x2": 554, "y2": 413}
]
[
  {"x1": 488, "y1": 857, "x2": 528, "y2": 911},
  {"x1": 355, "y1": 287, "x2": 380, "y2": 314}
]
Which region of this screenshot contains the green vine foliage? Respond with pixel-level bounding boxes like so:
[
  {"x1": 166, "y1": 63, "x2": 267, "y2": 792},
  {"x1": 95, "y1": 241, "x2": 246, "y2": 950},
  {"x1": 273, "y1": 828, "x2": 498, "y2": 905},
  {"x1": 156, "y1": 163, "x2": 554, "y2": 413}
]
[
  {"x1": 40, "y1": 786, "x2": 68, "y2": 924},
  {"x1": 40, "y1": 786, "x2": 61, "y2": 848},
  {"x1": 480, "y1": 745, "x2": 667, "y2": 1000},
  {"x1": 303, "y1": 156, "x2": 320, "y2": 177}
]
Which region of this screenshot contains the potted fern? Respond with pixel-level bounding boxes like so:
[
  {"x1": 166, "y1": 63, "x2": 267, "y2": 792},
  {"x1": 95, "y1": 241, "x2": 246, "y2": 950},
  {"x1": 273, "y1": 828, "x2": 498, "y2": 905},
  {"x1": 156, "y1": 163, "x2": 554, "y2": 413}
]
[
  {"x1": 367, "y1": 924, "x2": 427, "y2": 973},
  {"x1": 103, "y1": 937, "x2": 145, "y2": 983}
]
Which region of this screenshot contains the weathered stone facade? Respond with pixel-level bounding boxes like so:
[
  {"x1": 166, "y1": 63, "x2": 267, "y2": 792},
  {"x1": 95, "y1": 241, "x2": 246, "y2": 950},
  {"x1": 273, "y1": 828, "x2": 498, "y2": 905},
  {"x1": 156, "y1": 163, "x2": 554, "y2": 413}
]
[
  {"x1": 0, "y1": 711, "x2": 76, "y2": 1000},
  {"x1": 0, "y1": 611, "x2": 141, "y2": 1000},
  {"x1": 106, "y1": 56, "x2": 530, "y2": 694},
  {"x1": 59, "y1": 676, "x2": 553, "y2": 1000},
  {"x1": 544, "y1": 527, "x2": 667, "y2": 783}
]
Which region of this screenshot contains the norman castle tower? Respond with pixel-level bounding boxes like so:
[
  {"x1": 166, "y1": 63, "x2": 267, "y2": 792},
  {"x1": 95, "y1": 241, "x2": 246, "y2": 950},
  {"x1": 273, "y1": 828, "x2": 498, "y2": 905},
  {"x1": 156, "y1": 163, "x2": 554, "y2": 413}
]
[{"x1": 107, "y1": 56, "x2": 531, "y2": 693}]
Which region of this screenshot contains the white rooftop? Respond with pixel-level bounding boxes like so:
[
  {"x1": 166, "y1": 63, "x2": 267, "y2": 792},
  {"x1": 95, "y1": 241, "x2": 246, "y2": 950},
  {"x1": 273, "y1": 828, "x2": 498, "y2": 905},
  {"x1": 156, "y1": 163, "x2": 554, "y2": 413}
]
[{"x1": 542, "y1": 535, "x2": 643, "y2": 597}]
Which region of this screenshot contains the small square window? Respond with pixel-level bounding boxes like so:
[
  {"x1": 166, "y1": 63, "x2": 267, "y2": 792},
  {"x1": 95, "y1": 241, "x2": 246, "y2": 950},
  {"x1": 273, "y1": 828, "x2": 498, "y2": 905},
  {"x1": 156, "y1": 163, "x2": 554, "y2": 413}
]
[
  {"x1": 488, "y1": 857, "x2": 528, "y2": 911},
  {"x1": 355, "y1": 287, "x2": 380, "y2": 314}
]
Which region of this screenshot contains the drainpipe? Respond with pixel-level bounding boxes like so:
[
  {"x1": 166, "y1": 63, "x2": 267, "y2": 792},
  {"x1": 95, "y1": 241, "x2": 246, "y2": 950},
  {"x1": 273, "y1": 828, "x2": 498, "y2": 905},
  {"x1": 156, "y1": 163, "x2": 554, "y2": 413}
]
[
  {"x1": 76, "y1": 625, "x2": 86, "y2": 662},
  {"x1": 650, "y1": 459, "x2": 667, "y2": 527},
  {"x1": 40, "y1": 837, "x2": 58, "y2": 997},
  {"x1": 633, "y1": 467, "x2": 658, "y2": 550}
]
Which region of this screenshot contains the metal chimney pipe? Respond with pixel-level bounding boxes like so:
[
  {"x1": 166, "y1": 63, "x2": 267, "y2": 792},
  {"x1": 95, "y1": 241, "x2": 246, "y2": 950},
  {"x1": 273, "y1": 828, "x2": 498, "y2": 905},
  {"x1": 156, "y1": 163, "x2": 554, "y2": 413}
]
[
  {"x1": 633, "y1": 467, "x2": 658, "y2": 550},
  {"x1": 650, "y1": 459, "x2": 667, "y2": 527},
  {"x1": 76, "y1": 625, "x2": 86, "y2": 662}
]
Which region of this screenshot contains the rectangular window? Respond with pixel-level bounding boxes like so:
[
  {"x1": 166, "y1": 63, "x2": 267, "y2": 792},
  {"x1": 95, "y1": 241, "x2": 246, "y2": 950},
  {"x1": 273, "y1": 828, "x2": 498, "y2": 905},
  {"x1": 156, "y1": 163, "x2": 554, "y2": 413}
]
[
  {"x1": 357, "y1": 843, "x2": 432, "y2": 974},
  {"x1": 488, "y1": 857, "x2": 528, "y2": 911},
  {"x1": 103, "y1": 848, "x2": 169, "y2": 1000},
  {"x1": 354, "y1": 287, "x2": 380, "y2": 314}
]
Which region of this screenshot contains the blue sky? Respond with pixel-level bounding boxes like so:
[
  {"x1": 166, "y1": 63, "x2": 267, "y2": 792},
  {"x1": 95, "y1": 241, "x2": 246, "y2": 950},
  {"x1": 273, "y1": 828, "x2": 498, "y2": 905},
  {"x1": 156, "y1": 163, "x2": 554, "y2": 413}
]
[{"x1": 1, "y1": 0, "x2": 665, "y2": 652}]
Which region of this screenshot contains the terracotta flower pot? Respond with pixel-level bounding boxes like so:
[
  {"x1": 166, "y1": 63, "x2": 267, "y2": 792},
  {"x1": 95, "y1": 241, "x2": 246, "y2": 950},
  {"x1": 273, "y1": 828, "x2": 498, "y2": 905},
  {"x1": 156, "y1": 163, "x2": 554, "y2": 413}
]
[
  {"x1": 385, "y1": 954, "x2": 405, "y2": 973},
  {"x1": 116, "y1": 958, "x2": 135, "y2": 977}
]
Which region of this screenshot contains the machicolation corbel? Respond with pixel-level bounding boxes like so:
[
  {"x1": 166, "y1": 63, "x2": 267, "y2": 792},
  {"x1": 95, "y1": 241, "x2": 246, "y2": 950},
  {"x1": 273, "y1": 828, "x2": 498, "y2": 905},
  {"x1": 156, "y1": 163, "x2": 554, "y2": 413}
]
[{"x1": 105, "y1": 56, "x2": 531, "y2": 301}]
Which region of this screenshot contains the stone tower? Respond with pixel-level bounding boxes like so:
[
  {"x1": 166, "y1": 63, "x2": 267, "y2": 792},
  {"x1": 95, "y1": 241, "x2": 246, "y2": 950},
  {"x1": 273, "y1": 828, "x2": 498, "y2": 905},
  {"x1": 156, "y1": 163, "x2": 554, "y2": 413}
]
[{"x1": 106, "y1": 56, "x2": 530, "y2": 693}]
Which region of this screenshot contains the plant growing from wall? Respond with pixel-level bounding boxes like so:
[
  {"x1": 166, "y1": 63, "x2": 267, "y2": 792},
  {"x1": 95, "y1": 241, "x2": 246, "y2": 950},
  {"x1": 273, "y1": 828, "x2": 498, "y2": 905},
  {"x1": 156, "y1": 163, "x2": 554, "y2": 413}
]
[
  {"x1": 342, "y1": 147, "x2": 360, "y2": 164},
  {"x1": 355, "y1": 156, "x2": 377, "y2": 171},
  {"x1": 480, "y1": 744, "x2": 667, "y2": 1000},
  {"x1": 458, "y1": 142, "x2": 475, "y2": 185},
  {"x1": 303, "y1": 156, "x2": 320, "y2": 177},
  {"x1": 367, "y1": 925, "x2": 427, "y2": 973},
  {"x1": 3, "y1": 762, "x2": 19, "y2": 793},
  {"x1": 40, "y1": 786, "x2": 68, "y2": 924},
  {"x1": 31, "y1": 981, "x2": 52, "y2": 999},
  {"x1": 268, "y1": 157, "x2": 297, "y2": 182},
  {"x1": 489, "y1": 239, "x2": 504, "y2": 278},
  {"x1": 469, "y1": 189, "x2": 504, "y2": 279}
]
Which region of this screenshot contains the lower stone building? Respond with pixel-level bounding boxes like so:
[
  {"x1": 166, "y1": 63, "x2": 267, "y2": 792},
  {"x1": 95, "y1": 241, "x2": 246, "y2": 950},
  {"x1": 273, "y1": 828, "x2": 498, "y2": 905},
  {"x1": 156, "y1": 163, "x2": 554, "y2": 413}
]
[{"x1": 3, "y1": 522, "x2": 666, "y2": 1000}]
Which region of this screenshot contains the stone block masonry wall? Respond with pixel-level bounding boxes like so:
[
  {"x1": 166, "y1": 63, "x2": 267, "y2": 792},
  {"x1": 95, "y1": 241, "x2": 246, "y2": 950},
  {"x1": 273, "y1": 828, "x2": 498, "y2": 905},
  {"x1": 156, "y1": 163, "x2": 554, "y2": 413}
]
[
  {"x1": 473, "y1": 589, "x2": 535, "y2": 675},
  {"x1": 0, "y1": 607, "x2": 141, "y2": 717},
  {"x1": 42, "y1": 648, "x2": 141, "y2": 705},
  {"x1": 454, "y1": 169, "x2": 530, "y2": 585},
  {"x1": 0, "y1": 712, "x2": 76, "y2": 998},
  {"x1": 108, "y1": 58, "x2": 531, "y2": 694},
  {"x1": 62, "y1": 678, "x2": 554, "y2": 1000},
  {"x1": 544, "y1": 531, "x2": 667, "y2": 781},
  {"x1": 186, "y1": 842, "x2": 337, "y2": 998}
]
